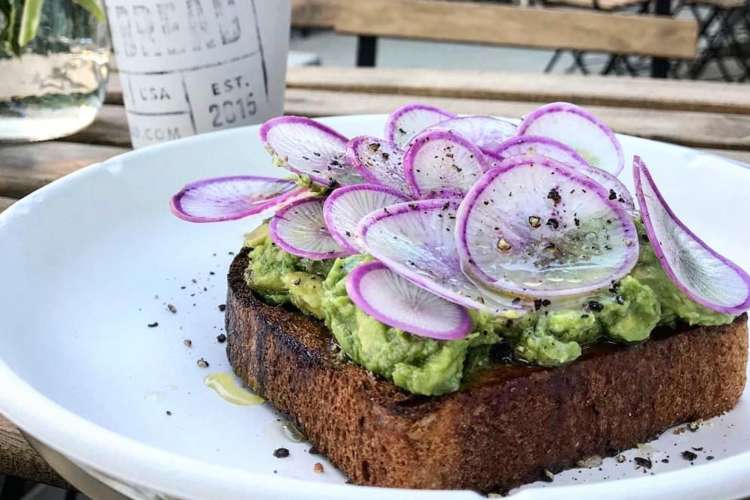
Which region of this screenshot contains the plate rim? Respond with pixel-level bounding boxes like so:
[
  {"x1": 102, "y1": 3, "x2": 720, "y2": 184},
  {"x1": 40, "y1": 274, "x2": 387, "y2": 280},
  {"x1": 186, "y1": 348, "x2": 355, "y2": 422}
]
[{"x1": 1, "y1": 116, "x2": 749, "y2": 500}]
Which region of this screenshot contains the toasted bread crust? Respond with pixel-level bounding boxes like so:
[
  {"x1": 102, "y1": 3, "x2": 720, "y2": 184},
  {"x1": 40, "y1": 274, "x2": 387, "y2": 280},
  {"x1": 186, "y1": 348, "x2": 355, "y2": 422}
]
[{"x1": 225, "y1": 249, "x2": 748, "y2": 492}]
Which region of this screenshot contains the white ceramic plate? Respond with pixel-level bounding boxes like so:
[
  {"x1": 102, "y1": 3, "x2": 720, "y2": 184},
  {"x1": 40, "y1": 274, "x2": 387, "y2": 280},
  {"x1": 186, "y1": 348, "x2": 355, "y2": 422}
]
[{"x1": 1, "y1": 115, "x2": 750, "y2": 500}]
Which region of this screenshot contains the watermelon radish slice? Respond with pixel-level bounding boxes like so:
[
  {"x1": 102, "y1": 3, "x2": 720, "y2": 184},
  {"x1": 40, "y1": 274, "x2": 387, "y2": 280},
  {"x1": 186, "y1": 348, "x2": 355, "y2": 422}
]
[
  {"x1": 404, "y1": 130, "x2": 490, "y2": 199},
  {"x1": 358, "y1": 199, "x2": 525, "y2": 314},
  {"x1": 170, "y1": 175, "x2": 303, "y2": 223},
  {"x1": 385, "y1": 104, "x2": 455, "y2": 150},
  {"x1": 346, "y1": 136, "x2": 410, "y2": 195},
  {"x1": 346, "y1": 261, "x2": 472, "y2": 340},
  {"x1": 427, "y1": 115, "x2": 517, "y2": 154},
  {"x1": 634, "y1": 156, "x2": 750, "y2": 314},
  {"x1": 269, "y1": 197, "x2": 351, "y2": 260},
  {"x1": 517, "y1": 102, "x2": 624, "y2": 176},
  {"x1": 490, "y1": 135, "x2": 634, "y2": 209},
  {"x1": 323, "y1": 184, "x2": 409, "y2": 252},
  {"x1": 260, "y1": 116, "x2": 362, "y2": 186},
  {"x1": 457, "y1": 155, "x2": 639, "y2": 298}
]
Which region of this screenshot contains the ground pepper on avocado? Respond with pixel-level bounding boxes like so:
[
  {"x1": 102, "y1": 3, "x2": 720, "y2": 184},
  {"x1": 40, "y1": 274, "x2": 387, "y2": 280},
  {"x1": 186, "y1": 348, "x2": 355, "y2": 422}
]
[{"x1": 243, "y1": 222, "x2": 733, "y2": 396}]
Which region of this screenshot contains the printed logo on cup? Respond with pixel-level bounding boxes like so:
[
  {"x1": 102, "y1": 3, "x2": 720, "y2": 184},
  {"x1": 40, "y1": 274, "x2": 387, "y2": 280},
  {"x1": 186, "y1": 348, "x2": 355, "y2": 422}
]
[{"x1": 107, "y1": 0, "x2": 287, "y2": 148}]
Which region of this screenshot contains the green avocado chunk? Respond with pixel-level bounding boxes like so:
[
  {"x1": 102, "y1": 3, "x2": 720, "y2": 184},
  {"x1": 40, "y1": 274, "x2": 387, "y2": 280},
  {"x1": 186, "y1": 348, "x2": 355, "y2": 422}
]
[
  {"x1": 242, "y1": 221, "x2": 736, "y2": 396},
  {"x1": 321, "y1": 256, "x2": 500, "y2": 395},
  {"x1": 244, "y1": 225, "x2": 332, "y2": 317}
]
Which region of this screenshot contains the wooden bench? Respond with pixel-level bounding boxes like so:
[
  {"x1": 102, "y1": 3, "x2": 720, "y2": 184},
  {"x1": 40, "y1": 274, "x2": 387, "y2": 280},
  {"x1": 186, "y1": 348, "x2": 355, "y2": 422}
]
[
  {"x1": 292, "y1": 0, "x2": 340, "y2": 29},
  {"x1": 333, "y1": 0, "x2": 698, "y2": 75}
]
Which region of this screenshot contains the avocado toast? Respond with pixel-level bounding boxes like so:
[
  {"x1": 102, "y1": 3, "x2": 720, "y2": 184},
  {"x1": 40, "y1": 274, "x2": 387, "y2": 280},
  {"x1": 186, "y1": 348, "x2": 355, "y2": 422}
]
[{"x1": 171, "y1": 103, "x2": 750, "y2": 492}]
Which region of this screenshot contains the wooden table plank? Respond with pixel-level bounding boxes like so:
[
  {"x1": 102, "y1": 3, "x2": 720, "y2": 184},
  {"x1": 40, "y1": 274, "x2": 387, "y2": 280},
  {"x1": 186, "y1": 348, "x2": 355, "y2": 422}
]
[
  {"x1": 285, "y1": 89, "x2": 750, "y2": 150},
  {"x1": 0, "y1": 416, "x2": 67, "y2": 488},
  {"x1": 0, "y1": 142, "x2": 128, "y2": 198},
  {"x1": 106, "y1": 73, "x2": 123, "y2": 106},
  {"x1": 89, "y1": 93, "x2": 750, "y2": 152},
  {"x1": 67, "y1": 105, "x2": 132, "y2": 148},
  {"x1": 287, "y1": 67, "x2": 750, "y2": 115},
  {"x1": 0, "y1": 196, "x2": 14, "y2": 213}
]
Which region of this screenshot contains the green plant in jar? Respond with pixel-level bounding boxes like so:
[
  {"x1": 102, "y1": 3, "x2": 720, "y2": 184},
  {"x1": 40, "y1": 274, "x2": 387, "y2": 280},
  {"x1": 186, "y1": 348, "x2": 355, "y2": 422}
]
[{"x1": 1, "y1": 0, "x2": 104, "y2": 57}]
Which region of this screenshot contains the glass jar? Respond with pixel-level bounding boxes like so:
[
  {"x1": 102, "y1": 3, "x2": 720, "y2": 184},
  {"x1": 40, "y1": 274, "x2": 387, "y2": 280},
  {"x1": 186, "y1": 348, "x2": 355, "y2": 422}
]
[{"x1": 0, "y1": 1, "x2": 110, "y2": 142}]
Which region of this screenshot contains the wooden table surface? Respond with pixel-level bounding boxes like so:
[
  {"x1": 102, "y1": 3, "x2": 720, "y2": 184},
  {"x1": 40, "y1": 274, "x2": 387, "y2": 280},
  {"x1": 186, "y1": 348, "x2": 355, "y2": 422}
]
[{"x1": 1, "y1": 66, "x2": 750, "y2": 488}]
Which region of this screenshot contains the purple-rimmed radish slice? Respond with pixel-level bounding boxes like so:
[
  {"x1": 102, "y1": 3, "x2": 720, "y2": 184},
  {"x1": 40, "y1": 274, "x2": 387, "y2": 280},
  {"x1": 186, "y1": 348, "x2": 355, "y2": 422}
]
[
  {"x1": 386, "y1": 104, "x2": 455, "y2": 150},
  {"x1": 358, "y1": 199, "x2": 525, "y2": 314},
  {"x1": 269, "y1": 197, "x2": 351, "y2": 260},
  {"x1": 634, "y1": 156, "x2": 750, "y2": 314},
  {"x1": 170, "y1": 175, "x2": 303, "y2": 223},
  {"x1": 346, "y1": 136, "x2": 410, "y2": 195},
  {"x1": 457, "y1": 155, "x2": 638, "y2": 298},
  {"x1": 491, "y1": 135, "x2": 634, "y2": 209},
  {"x1": 404, "y1": 130, "x2": 490, "y2": 199},
  {"x1": 260, "y1": 116, "x2": 361, "y2": 186},
  {"x1": 517, "y1": 102, "x2": 624, "y2": 176},
  {"x1": 427, "y1": 115, "x2": 517, "y2": 154},
  {"x1": 346, "y1": 261, "x2": 472, "y2": 340},
  {"x1": 323, "y1": 184, "x2": 409, "y2": 252}
]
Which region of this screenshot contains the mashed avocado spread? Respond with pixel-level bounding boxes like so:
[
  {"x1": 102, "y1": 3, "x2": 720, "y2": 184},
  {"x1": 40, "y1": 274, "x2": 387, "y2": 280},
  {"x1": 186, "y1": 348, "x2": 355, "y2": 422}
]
[{"x1": 244, "y1": 223, "x2": 733, "y2": 396}]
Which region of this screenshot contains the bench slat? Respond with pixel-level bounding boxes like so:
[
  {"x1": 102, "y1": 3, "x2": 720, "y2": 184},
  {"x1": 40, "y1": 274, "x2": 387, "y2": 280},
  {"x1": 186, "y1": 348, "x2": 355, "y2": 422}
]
[
  {"x1": 286, "y1": 66, "x2": 750, "y2": 115},
  {"x1": 292, "y1": 0, "x2": 339, "y2": 28},
  {"x1": 285, "y1": 88, "x2": 750, "y2": 150},
  {"x1": 335, "y1": 0, "x2": 697, "y2": 59}
]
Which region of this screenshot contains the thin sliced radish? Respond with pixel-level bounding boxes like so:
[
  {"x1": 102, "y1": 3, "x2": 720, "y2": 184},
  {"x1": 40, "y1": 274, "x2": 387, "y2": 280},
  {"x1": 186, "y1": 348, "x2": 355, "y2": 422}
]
[
  {"x1": 323, "y1": 184, "x2": 409, "y2": 252},
  {"x1": 260, "y1": 116, "x2": 361, "y2": 186},
  {"x1": 385, "y1": 104, "x2": 455, "y2": 150},
  {"x1": 170, "y1": 175, "x2": 303, "y2": 223},
  {"x1": 346, "y1": 261, "x2": 472, "y2": 340},
  {"x1": 457, "y1": 155, "x2": 638, "y2": 298},
  {"x1": 404, "y1": 130, "x2": 490, "y2": 199},
  {"x1": 346, "y1": 136, "x2": 410, "y2": 195},
  {"x1": 517, "y1": 102, "x2": 624, "y2": 176},
  {"x1": 490, "y1": 135, "x2": 634, "y2": 209},
  {"x1": 428, "y1": 115, "x2": 517, "y2": 154},
  {"x1": 358, "y1": 199, "x2": 525, "y2": 314},
  {"x1": 634, "y1": 156, "x2": 750, "y2": 314},
  {"x1": 269, "y1": 197, "x2": 351, "y2": 260}
]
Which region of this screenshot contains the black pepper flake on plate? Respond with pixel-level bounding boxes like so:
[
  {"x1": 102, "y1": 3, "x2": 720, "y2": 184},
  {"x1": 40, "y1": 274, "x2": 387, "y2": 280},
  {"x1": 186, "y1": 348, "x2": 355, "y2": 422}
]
[
  {"x1": 273, "y1": 447, "x2": 290, "y2": 458},
  {"x1": 634, "y1": 457, "x2": 652, "y2": 469},
  {"x1": 308, "y1": 446, "x2": 320, "y2": 455},
  {"x1": 197, "y1": 358, "x2": 209, "y2": 368},
  {"x1": 217, "y1": 334, "x2": 227, "y2": 343},
  {"x1": 681, "y1": 450, "x2": 698, "y2": 461},
  {"x1": 147, "y1": 322, "x2": 159, "y2": 328},
  {"x1": 166, "y1": 410, "x2": 172, "y2": 416},
  {"x1": 218, "y1": 304, "x2": 227, "y2": 312},
  {"x1": 706, "y1": 456, "x2": 715, "y2": 461},
  {"x1": 167, "y1": 304, "x2": 177, "y2": 314},
  {"x1": 616, "y1": 454, "x2": 626, "y2": 463},
  {"x1": 183, "y1": 339, "x2": 192, "y2": 348}
]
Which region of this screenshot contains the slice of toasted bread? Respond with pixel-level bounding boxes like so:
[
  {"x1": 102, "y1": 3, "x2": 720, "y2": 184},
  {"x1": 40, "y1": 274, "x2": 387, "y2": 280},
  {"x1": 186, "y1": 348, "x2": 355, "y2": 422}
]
[{"x1": 225, "y1": 249, "x2": 748, "y2": 492}]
